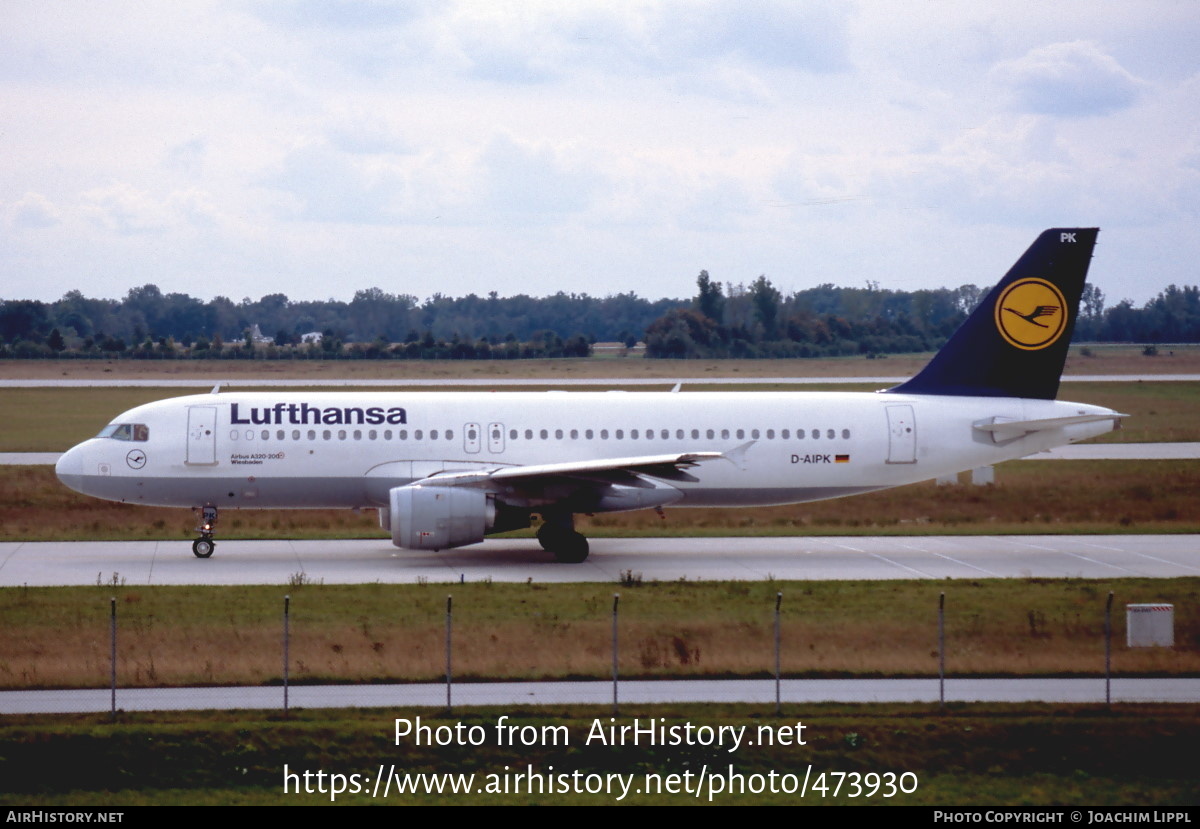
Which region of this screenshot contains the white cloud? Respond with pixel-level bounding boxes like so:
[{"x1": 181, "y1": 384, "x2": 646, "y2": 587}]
[
  {"x1": 992, "y1": 41, "x2": 1145, "y2": 117},
  {"x1": 265, "y1": 142, "x2": 404, "y2": 225},
  {"x1": 9, "y1": 193, "x2": 62, "y2": 229},
  {"x1": 81, "y1": 184, "x2": 171, "y2": 235},
  {"x1": 479, "y1": 135, "x2": 599, "y2": 220}
]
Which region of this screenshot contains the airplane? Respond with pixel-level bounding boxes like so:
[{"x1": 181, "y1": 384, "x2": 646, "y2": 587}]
[{"x1": 56, "y1": 228, "x2": 1125, "y2": 563}]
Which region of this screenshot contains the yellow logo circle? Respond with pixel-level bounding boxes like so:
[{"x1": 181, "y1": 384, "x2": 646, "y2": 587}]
[{"x1": 994, "y1": 278, "x2": 1068, "y2": 350}]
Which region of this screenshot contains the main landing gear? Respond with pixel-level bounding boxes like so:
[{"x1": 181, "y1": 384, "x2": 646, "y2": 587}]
[
  {"x1": 536, "y1": 514, "x2": 589, "y2": 563},
  {"x1": 192, "y1": 505, "x2": 218, "y2": 558}
]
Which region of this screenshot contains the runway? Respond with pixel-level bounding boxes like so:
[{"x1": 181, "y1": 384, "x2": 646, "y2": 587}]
[{"x1": 1, "y1": 534, "x2": 1197, "y2": 586}]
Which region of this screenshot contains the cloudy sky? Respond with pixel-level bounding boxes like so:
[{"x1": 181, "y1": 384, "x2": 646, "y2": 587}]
[{"x1": 3, "y1": 1, "x2": 1198, "y2": 307}]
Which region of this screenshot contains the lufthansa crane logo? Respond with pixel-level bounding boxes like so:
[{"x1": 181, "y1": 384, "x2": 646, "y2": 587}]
[{"x1": 994, "y1": 278, "x2": 1068, "y2": 351}]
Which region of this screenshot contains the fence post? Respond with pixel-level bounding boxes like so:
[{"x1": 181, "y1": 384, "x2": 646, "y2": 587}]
[
  {"x1": 774, "y1": 591, "x2": 783, "y2": 717},
  {"x1": 1105, "y1": 591, "x2": 1114, "y2": 708},
  {"x1": 612, "y1": 594, "x2": 620, "y2": 715},
  {"x1": 283, "y1": 595, "x2": 290, "y2": 718},
  {"x1": 109, "y1": 597, "x2": 117, "y2": 722},
  {"x1": 446, "y1": 595, "x2": 453, "y2": 714},
  {"x1": 938, "y1": 592, "x2": 946, "y2": 711}
]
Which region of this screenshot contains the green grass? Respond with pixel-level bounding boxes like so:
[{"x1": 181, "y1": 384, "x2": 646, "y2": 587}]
[
  {"x1": 3, "y1": 579, "x2": 1197, "y2": 689},
  {"x1": 2, "y1": 704, "x2": 1197, "y2": 805}
]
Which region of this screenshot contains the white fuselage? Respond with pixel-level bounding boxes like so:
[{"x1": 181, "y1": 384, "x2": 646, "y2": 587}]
[{"x1": 55, "y1": 390, "x2": 1119, "y2": 512}]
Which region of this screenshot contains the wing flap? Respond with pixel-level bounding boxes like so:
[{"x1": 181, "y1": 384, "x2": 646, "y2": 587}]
[{"x1": 420, "y1": 451, "x2": 724, "y2": 488}]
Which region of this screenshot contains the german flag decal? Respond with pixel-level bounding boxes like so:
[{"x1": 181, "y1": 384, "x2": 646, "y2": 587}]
[{"x1": 835, "y1": 454, "x2": 850, "y2": 463}]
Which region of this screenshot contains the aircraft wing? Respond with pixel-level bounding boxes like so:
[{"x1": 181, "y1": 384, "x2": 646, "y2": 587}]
[
  {"x1": 417, "y1": 451, "x2": 727, "y2": 489},
  {"x1": 973, "y1": 413, "x2": 1128, "y2": 440}
]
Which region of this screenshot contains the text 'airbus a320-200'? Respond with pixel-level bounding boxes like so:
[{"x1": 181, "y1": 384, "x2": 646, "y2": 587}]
[{"x1": 56, "y1": 229, "x2": 1124, "y2": 562}]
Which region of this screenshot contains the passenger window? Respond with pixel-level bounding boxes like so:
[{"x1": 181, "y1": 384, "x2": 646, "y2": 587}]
[
  {"x1": 827, "y1": 429, "x2": 835, "y2": 439},
  {"x1": 842, "y1": 429, "x2": 850, "y2": 439},
  {"x1": 415, "y1": 430, "x2": 424, "y2": 440},
  {"x1": 751, "y1": 429, "x2": 760, "y2": 439},
  {"x1": 766, "y1": 429, "x2": 774, "y2": 439},
  {"x1": 676, "y1": 429, "x2": 684, "y2": 439},
  {"x1": 600, "y1": 429, "x2": 609, "y2": 439},
  {"x1": 721, "y1": 429, "x2": 729, "y2": 439},
  {"x1": 556, "y1": 429, "x2": 564, "y2": 439},
  {"x1": 429, "y1": 430, "x2": 437, "y2": 440},
  {"x1": 570, "y1": 429, "x2": 578, "y2": 439},
  {"x1": 353, "y1": 430, "x2": 362, "y2": 440},
  {"x1": 706, "y1": 429, "x2": 714, "y2": 439},
  {"x1": 691, "y1": 429, "x2": 699, "y2": 439},
  {"x1": 230, "y1": 430, "x2": 238, "y2": 441},
  {"x1": 383, "y1": 430, "x2": 391, "y2": 440},
  {"x1": 736, "y1": 429, "x2": 745, "y2": 440},
  {"x1": 293, "y1": 430, "x2": 301, "y2": 440},
  {"x1": 631, "y1": 430, "x2": 639, "y2": 439},
  {"x1": 540, "y1": 429, "x2": 548, "y2": 440},
  {"x1": 468, "y1": 428, "x2": 477, "y2": 441},
  {"x1": 309, "y1": 430, "x2": 317, "y2": 440},
  {"x1": 262, "y1": 430, "x2": 270, "y2": 441},
  {"x1": 586, "y1": 429, "x2": 594, "y2": 439},
  {"x1": 323, "y1": 430, "x2": 331, "y2": 440},
  {"x1": 277, "y1": 430, "x2": 285, "y2": 441},
  {"x1": 661, "y1": 429, "x2": 669, "y2": 439},
  {"x1": 510, "y1": 429, "x2": 518, "y2": 440},
  {"x1": 781, "y1": 429, "x2": 790, "y2": 439},
  {"x1": 615, "y1": 429, "x2": 624, "y2": 439},
  {"x1": 368, "y1": 430, "x2": 377, "y2": 440},
  {"x1": 338, "y1": 430, "x2": 347, "y2": 440},
  {"x1": 525, "y1": 429, "x2": 533, "y2": 440},
  {"x1": 446, "y1": 430, "x2": 453, "y2": 440},
  {"x1": 812, "y1": 430, "x2": 820, "y2": 440},
  {"x1": 399, "y1": 430, "x2": 407, "y2": 440}
]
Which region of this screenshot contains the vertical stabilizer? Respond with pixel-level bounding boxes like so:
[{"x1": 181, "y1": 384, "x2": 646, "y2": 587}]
[{"x1": 889, "y1": 228, "x2": 1098, "y2": 400}]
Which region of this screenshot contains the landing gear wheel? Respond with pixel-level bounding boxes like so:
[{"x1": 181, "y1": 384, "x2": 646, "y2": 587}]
[
  {"x1": 552, "y1": 532, "x2": 589, "y2": 564},
  {"x1": 192, "y1": 538, "x2": 215, "y2": 558},
  {"x1": 538, "y1": 523, "x2": 589, "y2": 563}
]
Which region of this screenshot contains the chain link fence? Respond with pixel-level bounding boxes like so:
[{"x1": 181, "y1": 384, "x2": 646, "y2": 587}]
[{"x1": 2, "y1": 582, "x2": 1192, "y2": 716}]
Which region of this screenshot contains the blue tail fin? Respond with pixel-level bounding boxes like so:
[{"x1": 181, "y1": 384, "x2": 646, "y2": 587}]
[{"x1": 889, "y1": 228, "x2": 1098, "y2": 400}]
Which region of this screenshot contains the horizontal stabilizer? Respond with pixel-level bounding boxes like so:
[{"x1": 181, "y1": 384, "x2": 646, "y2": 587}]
[{"x1": 973, "y1": 413, "x2": 1128, "y2": 440}]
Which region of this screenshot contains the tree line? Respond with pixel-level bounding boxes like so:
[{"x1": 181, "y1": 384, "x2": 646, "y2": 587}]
[
  {"x1": 1, "y1": 278, "x2": 1197, "y2": 360},
  {"x1": 645, "y1": 275, "x2": 1199, "y2": 359}
]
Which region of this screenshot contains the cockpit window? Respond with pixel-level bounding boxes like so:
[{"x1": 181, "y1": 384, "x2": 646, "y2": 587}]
[{"x1": 96, "y1": 423, "x2": 149, "y2": 441}]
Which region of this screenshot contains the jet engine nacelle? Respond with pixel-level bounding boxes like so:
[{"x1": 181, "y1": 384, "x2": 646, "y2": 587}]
[{"x1": 388, "y1": 484, "x2": 489, "y2": 550}]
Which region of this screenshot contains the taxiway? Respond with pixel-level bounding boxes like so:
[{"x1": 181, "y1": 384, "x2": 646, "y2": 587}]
[{"x1": 1, "y1": 534, "x2": 1196, "y2": 586}]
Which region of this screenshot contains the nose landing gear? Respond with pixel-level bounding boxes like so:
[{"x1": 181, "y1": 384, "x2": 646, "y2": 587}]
[{"x1": 192, "y1": 505, "x2": 218, "y2": 558}]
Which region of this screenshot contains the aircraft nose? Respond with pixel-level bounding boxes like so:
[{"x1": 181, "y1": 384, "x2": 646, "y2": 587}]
[{"x1": 55, "y1": 444, "x2": 86, "y2": 493}]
